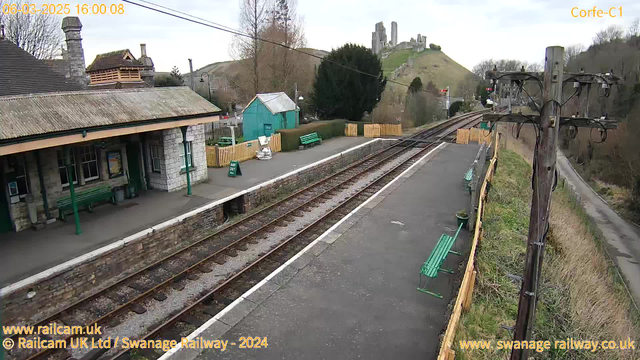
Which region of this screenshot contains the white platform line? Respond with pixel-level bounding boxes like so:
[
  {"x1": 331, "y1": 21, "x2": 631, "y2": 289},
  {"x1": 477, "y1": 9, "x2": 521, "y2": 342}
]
[
  {"x1": 1, "y1": 139, "x2": 392, "y2": 297},
  {"x1": 156, "y1": 142, "x2": 446, "y2": 360}
]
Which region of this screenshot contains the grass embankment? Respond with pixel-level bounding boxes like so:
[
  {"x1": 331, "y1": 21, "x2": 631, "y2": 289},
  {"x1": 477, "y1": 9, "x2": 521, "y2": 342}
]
[
  {"x1": 382, "y1": 49, "x2": 414, "y2": 75},
  {"x1": 568, "y1": 160, "x2": 640, "y2": 225},
  {"x1": 454, "y1": 150, "x2": 639, "y2": 360}
]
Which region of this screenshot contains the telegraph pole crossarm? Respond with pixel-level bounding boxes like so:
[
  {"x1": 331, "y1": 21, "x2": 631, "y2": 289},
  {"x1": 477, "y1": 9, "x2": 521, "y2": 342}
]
[{"x1": 482, "y1": 113, "x2": 618, "y2": 129}]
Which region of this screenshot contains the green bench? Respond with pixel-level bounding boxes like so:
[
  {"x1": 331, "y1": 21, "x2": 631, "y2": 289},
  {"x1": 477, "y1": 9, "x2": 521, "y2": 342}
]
[
  {"x1": 57, "y1": 185, "x2": 114, "y2": 221},
  {"x1": 299, "y1": 132, "x2": 322, "y2": 148},
  {"x1": 463, "y1": 167, "x2": 474, "y2": 192},
  {"x1": 218, "y1": 137, "x2": 233, "y2": 147},
  {"x1": 417, "y1": 223, "x2": 464, "y2": 298}
]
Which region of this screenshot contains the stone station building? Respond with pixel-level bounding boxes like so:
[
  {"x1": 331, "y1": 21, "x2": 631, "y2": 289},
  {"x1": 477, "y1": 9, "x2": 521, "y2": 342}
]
[{"x1": 0, "y1": 87, "x2": 220, "y2": 233}]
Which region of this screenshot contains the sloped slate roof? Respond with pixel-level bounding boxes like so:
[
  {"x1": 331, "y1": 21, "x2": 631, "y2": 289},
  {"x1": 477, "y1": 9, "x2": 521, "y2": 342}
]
[
  {"x1": 0, "y1": 39, "x2": 83, "y2": 96},
  {"x1": 245, "y1": 92, "x2": 297, "y2": 115},
  {"x1": 0, "y1": 87, "x2": 221, "y2": 141},
  {"x1": 86, "y1": 49, "x2": 144, "y2": 72}
]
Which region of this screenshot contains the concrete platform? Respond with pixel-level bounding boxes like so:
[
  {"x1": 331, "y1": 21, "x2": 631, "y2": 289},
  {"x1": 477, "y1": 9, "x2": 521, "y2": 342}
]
[
  {"x1": 0, "y1": 137, "x2": 372, "y2": 287},
  {"x1": 167, "y1": 143, "x2": 480, "y2": 360}
]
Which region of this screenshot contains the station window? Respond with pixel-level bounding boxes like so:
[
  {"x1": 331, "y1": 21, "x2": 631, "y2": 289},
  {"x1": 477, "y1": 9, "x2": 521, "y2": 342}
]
[
  {"x1": 6, "y1": 155, "x2": 30, "y2": 200},
  {"x1": 57, "y1": 150, "x2": 78, "y2": 187},
  {"x1": 80, "y1": 145, "x2": 100, "y2": 181},
  {"x1": 150, "y1": 145, "x2": 163, "y2": 173},
  {"x1": 179, "y1": 142, "x2": 193, "y2": 170}
]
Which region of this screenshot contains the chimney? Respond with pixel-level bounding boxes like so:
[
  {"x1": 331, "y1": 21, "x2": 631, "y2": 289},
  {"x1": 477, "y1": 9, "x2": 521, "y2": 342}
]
[
  {"x1": 139, "y1": 43, "x2": 155, "y2": 87},
  {"x1": 61, "y1": 17, "x2": 87, "y2": 87}
]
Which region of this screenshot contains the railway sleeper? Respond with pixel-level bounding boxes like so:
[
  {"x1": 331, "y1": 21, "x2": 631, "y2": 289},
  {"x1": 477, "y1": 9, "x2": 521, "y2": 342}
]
[
  {"x1": 200, "y1": 305, "x2": 220, "y2": 317},
  {"x1": 153, "y1": 292, "x2": 168, "y2": 301},
  {"x1": 178, "y1": 315, "x2": 204, "y2": 327},
  {"x1": 199, "y1": 265, "x2": 213, "y2": 273},
  {"x1": 171, "y1": 282, "x2": 185, "y2": 291},
  {"x1": 138, "y1": 346, "x2": 162, "y2": 359},
  {"x1": 212, "y1": 256, "x2": 227, "y2": 265},
  {"x1": 226, "y1": 249, "x2": 239, "y2": 257},
  {"x1": 187, "y1": 273, "x2": 199, "y2": 281},
  {"x1": 130, "y1": 303, "x2": 147, "y2": 314}
]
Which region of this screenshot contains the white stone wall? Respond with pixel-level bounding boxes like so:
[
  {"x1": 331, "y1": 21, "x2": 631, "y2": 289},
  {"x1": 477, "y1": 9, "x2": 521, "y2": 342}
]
[{"x1": 161, "y1": 125, "x2": 208, "y2": 192}]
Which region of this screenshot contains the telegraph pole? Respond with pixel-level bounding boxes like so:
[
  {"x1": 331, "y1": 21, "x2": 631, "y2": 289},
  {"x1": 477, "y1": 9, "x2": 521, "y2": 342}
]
[
  {"x1": 510, "y1": 46, "x2": 564, "y2": 360},
  {"x1": 188, "y1": 58, "x2": 195, "y2": 91},
  {"x1": 484, "y1": 51, "x2": 619, "y2": 360}
]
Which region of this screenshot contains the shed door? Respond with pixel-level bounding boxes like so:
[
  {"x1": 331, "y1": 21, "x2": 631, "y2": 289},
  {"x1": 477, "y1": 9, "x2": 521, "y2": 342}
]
[{"x1": 263, "y1": 124, "x2": 273, "y2": 137}]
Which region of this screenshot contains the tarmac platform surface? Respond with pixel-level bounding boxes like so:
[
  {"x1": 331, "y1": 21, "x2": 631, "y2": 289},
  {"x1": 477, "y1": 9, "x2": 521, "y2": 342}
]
[
  {"x1": 168, "y1": 143, "x2": 481, "y2": 360},
  {"x1": 0, "y1": 137, "x2": 372, "y2": 287}
]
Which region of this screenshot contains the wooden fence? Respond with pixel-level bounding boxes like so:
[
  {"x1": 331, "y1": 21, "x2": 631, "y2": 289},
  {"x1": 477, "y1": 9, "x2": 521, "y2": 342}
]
[
  {"x1": 364, "y1": 124, "x2": 381, "y2": 138},
  {"x1": 206, "y1": 133, "x2": 282, "y2": 167},
  {"x1": 437, "y1": 131, "x2": 499, "y2": 360},
  {"x1": 456, "y1": 128, "x2": 490, "y2": 145},
  {"x1": 363, "y1": 124, "x2": 402, "y2": 137},
  {"x1": 345, "y1": 123, "x2": 358, "y2": 137},
  {"x1": 380, "y1": 124, "x2": 402, "y2": 136}
]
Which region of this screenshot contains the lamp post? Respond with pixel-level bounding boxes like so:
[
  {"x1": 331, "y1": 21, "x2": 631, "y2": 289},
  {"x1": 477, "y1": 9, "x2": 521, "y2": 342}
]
[
  {"x1": 199, "y1": 73, "x2": 211, "y2": 102},
  {"x1": 296, "y1": 95, "x2": 304, "y2": 127}
]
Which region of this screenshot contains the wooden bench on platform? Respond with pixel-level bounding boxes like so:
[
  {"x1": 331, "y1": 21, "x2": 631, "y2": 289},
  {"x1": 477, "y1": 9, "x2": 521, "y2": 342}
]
[
  {"x1": 417, "y1": 223, "x2": 464, "y2": 298},
  {"x1": 463, "y1": 167, "x2": 474, "y2": 193},
  {"x1": 56, "y1": 185, "x2": 115, "y2": 221},
  {"x1": 299, "y1": 132, "x2": 322, "y2": 148}
]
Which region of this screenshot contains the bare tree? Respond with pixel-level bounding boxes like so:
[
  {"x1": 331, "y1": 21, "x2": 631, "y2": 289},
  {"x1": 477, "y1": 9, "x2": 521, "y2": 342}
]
[
  {"x1": 260, "y1": 0, "x2": 308, "y2": 95},
  {"x1": 593, "y1": 25, "x2": 624, "y2": 45},
  {"x1": 472, "y1": 59, "x2": 494, "y2": 79},
  {"x1": 1, "y1": 0, "x2": 63, "y2": 59},
  {"x1": 230, "y1": 0, "x2": 269, "y2": 97},
  {"x1": 564, "y1": 44, "x2": 584, "y2": 66},
  {"x1": 627, "y1": 18, "x2": 639, "y2": 39},
  {"x1": 525, "y1": 62, "x2": 543, "y2": 72},
  {"x1": 456, "y1": 73, "x2": 478, "y2": 101}
]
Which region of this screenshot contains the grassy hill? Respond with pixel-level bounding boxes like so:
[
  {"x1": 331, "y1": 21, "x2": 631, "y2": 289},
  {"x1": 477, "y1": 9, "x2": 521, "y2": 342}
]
[
  {"x1": 382, "y1": 49, "x2": 477, "y2": 97},
  {"x1": 182, "y1": 48, "x2": 328, "y2": 89}
]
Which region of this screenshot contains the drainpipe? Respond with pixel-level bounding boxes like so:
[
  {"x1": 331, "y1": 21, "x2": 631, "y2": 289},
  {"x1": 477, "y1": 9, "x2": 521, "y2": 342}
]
[
  {"x1": 65, "y1": 146, "x2": 82, "y2": 235},
  {"x1": 35, "y1": 150, "x2": 51, "y2": 220},
  {"x1": 180, "y1": 126, "x2": 192, "y2": 196}
]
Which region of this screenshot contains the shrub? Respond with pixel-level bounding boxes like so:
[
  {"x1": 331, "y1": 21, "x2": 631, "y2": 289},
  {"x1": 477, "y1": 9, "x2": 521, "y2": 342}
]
[
  {"x1": 316, "y1": 119, "x2": 346, "y2": 137},
  {"x1": 449, "y1": 101, "x2": 464, "y2": 117},
  {"x1": 278, "y1": 122, "x2": 338, "y2": 151}
]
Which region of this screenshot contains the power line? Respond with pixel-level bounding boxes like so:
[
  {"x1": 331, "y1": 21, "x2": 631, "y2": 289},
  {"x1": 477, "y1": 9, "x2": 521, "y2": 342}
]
[{"x1": 121, "y1": 0, "x2": 421, "y2": 91}]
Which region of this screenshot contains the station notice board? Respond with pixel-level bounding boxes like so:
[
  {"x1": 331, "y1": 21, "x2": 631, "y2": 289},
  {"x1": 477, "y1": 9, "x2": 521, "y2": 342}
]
[{"x1": 228, "y1": 160, "x2": 242, "y2": 177}]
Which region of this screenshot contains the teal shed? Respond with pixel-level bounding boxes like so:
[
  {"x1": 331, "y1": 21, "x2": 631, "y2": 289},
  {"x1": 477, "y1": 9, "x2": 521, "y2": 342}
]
[{"x1": 242, "y1": 92, "x2": 298, "y2": 141}]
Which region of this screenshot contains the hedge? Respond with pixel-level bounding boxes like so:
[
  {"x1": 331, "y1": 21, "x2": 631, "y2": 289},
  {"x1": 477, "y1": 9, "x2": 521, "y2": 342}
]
[{"x1": 277, "y1": 120, "x2": 346, "y2": 151}]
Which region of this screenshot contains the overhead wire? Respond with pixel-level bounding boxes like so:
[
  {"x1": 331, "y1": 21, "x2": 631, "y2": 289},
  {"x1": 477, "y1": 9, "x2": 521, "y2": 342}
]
[{"x1": 121, "y1": 0, "x2": 430, "y2": 93}]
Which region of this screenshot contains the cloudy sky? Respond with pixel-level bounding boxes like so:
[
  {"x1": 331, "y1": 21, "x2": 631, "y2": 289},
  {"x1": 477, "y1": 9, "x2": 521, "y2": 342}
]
[{"x1": 68, "y1": 0, "x2": 639, "y2": 74}]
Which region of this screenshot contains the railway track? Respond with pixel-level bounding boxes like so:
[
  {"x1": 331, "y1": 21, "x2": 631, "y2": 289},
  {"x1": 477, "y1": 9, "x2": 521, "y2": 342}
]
[{"x1": 7, "y1": 111, "x2": 484, "y2": 360}]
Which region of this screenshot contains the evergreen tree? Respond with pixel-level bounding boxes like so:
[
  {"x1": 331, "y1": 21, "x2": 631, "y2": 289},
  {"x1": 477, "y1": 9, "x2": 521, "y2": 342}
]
[
  {"x1": 311, "y1": 44, "x2": 386, "y2": 120},
  {"x1": 408, "y1": 77, "x2": 423, "y2": 93},
  {"x1": 169, "y1": 66, "x2": 183, "y2": 84}
]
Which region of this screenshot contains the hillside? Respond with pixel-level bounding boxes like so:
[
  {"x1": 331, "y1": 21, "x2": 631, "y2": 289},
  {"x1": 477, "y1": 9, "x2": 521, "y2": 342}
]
[
  {"x1": 182, "y1": 47, "x2": 328, "y2": 89},
  {"x1": 382, "y1": 49, "x2": 477, "y2": 97}
]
